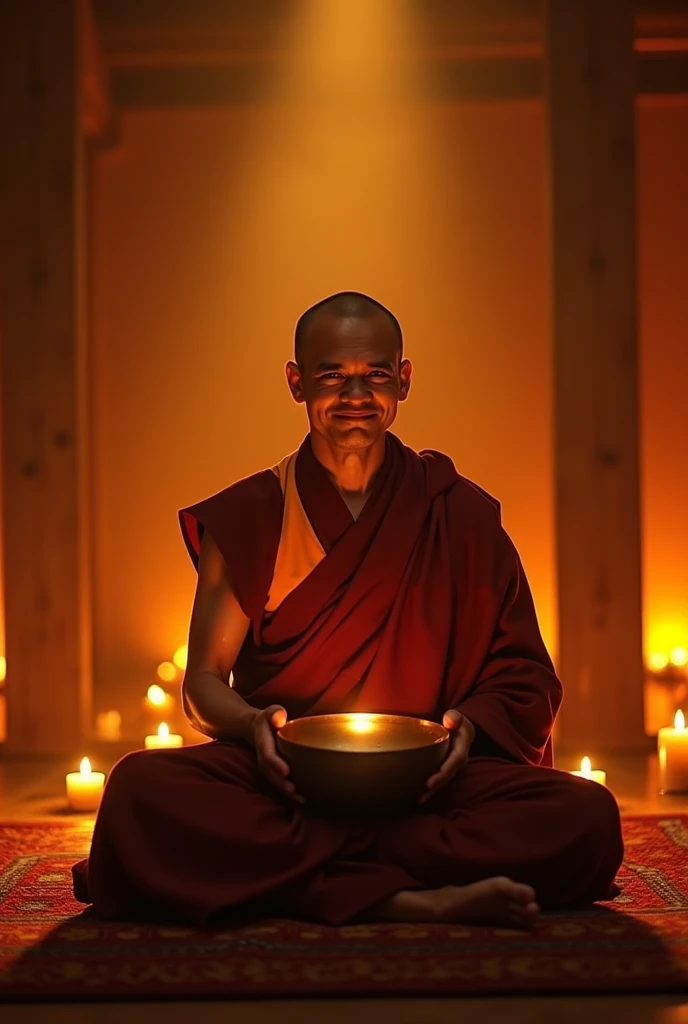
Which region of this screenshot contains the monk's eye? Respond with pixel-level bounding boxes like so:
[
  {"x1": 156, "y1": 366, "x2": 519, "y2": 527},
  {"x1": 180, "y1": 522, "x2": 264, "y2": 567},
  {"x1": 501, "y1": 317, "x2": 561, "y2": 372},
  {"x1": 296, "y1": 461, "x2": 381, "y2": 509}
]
[
  {"x1": 367, "y1": 371, "x2": 391, "y2": 379},
  {"x1": 319, "y1": 373, "x2": 344, "y2": 381}
]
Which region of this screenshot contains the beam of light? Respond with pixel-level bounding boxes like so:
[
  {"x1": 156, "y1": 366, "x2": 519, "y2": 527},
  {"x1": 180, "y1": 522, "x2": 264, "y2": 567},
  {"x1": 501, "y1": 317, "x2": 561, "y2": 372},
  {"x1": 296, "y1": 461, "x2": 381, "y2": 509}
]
[{"x1": 224, "y1": 0, "x2": 447, "y2": 356}]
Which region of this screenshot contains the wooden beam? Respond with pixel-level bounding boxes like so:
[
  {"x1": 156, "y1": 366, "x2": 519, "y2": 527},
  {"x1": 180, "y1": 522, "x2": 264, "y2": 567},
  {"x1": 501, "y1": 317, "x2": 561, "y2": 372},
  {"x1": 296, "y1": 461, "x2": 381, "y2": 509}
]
[
  {"x1": 81, "y1": 0, "x2": 117, "y2": 144},
  {"x1": 92, "y1": 0, "x2": 688, "y2": 107},
  {"x1": 545, "y1": 0, "x2": 647, "y2": 755},
  {"x1": 0, "y1": 0, "x2": 93, "y2": 755},
  {"x1": 104, "y1": 49, "x2": 688, "y2": 108}
]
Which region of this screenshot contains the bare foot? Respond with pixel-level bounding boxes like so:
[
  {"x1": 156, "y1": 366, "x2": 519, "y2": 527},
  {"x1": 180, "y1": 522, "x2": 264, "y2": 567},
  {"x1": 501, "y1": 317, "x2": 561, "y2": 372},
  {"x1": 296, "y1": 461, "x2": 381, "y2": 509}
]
[{"x1": 372, "y1": 877, "x2": 540, "y2": 929}]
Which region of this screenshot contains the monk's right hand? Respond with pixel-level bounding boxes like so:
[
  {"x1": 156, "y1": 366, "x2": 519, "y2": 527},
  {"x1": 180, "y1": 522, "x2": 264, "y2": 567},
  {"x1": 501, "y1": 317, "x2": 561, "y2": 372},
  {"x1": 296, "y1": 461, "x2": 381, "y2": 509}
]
[{"x1": 252, "y1": 705, "x2": 304, "y2": 804}]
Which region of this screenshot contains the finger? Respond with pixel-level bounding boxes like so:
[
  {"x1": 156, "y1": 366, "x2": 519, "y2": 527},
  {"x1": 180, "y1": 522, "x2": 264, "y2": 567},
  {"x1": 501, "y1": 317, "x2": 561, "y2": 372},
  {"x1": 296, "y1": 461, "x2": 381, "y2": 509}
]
[
  {"x1": 257, "y1": 727, "x2": 291, "y2": 776},
  {"x1": 418, "y1": 786, "x2": 434, "y2": 804},
  {"x1": 418, "y1": 781, "x2": 447, "y2": 805},
  {"x1": 270, "y1": 707, "x2": 288, "y2": 730},
  {"x1": 278, "y1": 781, "x2": 305, "y2": 804},
  {"x1": 419, "y1": 765, "x2": 457, "y2": 802},
  {"x1": 261, "y1": 764, "x2": 305, "y2": 803},
  {"x1": 419, "y1": 768, "x2": 450, "y2": 803},
  {"x1": 424, "y1": 771, "x2": 445, "y2": 790},
  {"x1": 259, "y1": 741, "x2": 291, "y2": 777},
  {"x1": 263, "y1": 752, "x2": 291, "y2": 778},
  {"x1": 419, "y1": 753, "x2": 467, "y2": 803},
  {"x1": 422, "y1": 770, "x2": 450, "y2": 795},
  {"x1": 272, "y1": 771, "x2": 295, "y2": 793},
  {"x1": 446, "y1": 731, "x2": 469, "y2": 762},
  {"x1": 427, "y1": 748, "x2": 463, "y2": 785},
  {"x1": 442, "y1": 709, "x2": 463, "y2": 730}
]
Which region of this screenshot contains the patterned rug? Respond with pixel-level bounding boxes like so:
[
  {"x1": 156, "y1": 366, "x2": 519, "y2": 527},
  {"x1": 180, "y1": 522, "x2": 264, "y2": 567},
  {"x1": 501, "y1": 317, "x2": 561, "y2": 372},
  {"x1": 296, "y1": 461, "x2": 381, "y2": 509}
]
[{"x1": 1, "y1": 816, "x2": 687, "y2": 1000}]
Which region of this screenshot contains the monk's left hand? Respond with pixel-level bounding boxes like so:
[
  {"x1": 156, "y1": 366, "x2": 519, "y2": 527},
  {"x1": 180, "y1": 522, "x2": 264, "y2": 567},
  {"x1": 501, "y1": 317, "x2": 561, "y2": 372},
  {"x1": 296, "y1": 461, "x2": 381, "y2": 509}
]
[{"x1": 418, "y1": 710, "x2": 475, "y2": 804}]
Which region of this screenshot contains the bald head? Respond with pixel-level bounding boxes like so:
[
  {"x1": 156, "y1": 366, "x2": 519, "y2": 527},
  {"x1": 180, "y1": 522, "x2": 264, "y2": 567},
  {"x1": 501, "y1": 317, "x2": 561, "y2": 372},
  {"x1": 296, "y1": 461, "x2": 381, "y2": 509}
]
[
  {"x1": 294, "y1": 291, "x2": 403, "y2": 365},
  {"x1": 285, "y1": 290, "x2": 412, "y2": 452}
]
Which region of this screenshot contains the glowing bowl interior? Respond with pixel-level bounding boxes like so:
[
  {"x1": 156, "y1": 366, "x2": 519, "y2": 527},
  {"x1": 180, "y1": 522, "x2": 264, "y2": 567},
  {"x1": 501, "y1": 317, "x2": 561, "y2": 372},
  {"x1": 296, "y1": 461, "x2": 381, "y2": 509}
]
[{"x1": 276, "y1": 713, "x2": 450, "y2": 815}]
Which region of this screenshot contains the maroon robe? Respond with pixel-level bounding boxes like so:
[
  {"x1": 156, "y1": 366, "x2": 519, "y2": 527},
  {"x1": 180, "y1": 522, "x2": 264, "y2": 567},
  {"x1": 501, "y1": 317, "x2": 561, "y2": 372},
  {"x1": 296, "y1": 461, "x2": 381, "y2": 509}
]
[{"x1": 72, "y1": 434, "x2": 623, "y2": 924}]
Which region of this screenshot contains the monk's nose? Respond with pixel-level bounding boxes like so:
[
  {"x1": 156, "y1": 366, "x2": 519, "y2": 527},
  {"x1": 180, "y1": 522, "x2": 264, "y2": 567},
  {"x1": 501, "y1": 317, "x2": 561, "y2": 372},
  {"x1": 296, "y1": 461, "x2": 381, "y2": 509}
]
[{"x1": 341, "y1": 376, "x2": 371, "y2": 401}]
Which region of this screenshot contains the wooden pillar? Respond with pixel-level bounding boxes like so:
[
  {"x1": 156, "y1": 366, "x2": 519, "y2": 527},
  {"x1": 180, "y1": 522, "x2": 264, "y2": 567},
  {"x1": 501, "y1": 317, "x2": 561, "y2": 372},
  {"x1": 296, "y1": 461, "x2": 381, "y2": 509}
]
[
  {"x1": 0, "y1": 0, "x2": 93, "y2": 754},
  {"x1": 545, "y1": 0, "x2": 647, "y2": 754}
]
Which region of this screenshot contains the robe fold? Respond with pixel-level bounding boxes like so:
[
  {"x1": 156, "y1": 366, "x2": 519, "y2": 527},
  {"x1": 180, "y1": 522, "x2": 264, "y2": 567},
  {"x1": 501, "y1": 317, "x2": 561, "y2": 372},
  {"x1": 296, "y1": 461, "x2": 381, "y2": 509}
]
[{"x1": 73, "y1": 433, "x2": 623, "y2": 924}]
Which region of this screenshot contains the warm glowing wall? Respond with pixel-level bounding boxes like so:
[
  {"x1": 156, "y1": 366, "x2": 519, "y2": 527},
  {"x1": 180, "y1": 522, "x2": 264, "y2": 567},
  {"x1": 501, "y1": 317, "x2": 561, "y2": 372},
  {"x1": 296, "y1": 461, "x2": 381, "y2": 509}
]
[
  {"x1": 638, "y1": 97, "x2": 688, "y2": 661},
  {"x1": 91, "y1": 96, "x2": 688, "y2": 712}
]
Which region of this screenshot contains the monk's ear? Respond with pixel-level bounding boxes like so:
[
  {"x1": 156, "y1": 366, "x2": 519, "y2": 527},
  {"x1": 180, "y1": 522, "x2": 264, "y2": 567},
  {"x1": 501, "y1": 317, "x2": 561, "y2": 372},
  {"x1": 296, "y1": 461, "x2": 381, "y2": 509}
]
[
  {"x1": 285, "y1": 361, "x2": 306, "y2": 403},
  {"x1": 398, "y1": 358, "x2": 412, "y2": 402}
]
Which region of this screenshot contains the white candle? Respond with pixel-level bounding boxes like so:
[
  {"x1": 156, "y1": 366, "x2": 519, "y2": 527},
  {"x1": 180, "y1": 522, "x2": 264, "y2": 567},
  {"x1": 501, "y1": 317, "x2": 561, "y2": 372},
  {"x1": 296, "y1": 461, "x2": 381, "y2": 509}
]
[
  {"x1": 66, "y1": 757, "x2": 105, "y2": 812},
  {"x1": 658, "y1": 710, "x2": 688, "y2": 793},
  {"x1": 571, "y1": 756, "x2": 607, "y2": 786},
  {"x1": 145, "y1": 722, "x2": 183, "y2": 749}
]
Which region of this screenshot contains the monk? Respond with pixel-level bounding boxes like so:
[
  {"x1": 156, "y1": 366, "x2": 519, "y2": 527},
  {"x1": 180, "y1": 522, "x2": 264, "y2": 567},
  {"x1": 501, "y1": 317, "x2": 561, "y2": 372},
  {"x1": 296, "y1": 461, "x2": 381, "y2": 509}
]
[{"x1": 73, "y1": 291, "x2": 623, "y2": 929}]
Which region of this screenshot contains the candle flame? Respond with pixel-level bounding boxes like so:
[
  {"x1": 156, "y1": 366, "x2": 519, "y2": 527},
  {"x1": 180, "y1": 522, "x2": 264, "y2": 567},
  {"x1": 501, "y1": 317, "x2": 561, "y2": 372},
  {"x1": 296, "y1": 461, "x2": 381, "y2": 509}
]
[
  {"x1": 158, "y1": 722, "x2": 170, "y2": 739},
  {"x1": 580, "y1": 756, "x2": 592, "y2": 779},
  {"x1": 347, "y1": 713, "x2": 374, "y2": 734},
  {"x1": 79, "y1": 757, "x2": 92, "y2": 778},
  {"x1": 675, "y1": 709, "x2": 686, "y2": 732},
  {"x1": 173, "y1": 645, "x2": 188, "y2": 670},
  {"x1": 147, "y1": 684, "x2": 167, "y2": 706},
  {"x1": 648, "y1": 652, "x2": 669, "y2": 672}
]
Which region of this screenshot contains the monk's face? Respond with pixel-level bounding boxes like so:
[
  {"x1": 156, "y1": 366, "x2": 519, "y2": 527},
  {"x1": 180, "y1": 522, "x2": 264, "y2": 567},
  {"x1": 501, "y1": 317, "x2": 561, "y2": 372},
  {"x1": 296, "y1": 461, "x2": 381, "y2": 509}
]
[{"x1": 286, "y1": 313, "x2": 412, "y2": 450}]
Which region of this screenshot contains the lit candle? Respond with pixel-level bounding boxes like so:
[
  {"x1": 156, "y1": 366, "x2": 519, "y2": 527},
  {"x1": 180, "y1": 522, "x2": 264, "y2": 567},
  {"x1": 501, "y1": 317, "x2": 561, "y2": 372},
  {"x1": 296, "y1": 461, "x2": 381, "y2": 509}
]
[
  {"x1": 571, "y1": 756, "x2": 607, "y2": 786},
  {"x1": 145, "y1": 722, "x2": 183, "y2": 749},
  {"x1": 658, "y1": 710, "x2": 688, "y2": 793},
  {"x1": 66, "y1": 757, "x2": 105, "y2": 812},
  {"x1": 95, "y1": 709, "x2": 121, "y2": 742},
  {"x1": 144, "y1": 684, "x2": 174, "y2": 716}
]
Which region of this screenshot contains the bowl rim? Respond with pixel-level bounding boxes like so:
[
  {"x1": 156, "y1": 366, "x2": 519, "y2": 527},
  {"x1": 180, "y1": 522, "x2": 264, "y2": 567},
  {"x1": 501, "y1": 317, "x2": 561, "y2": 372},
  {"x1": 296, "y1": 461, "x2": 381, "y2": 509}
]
[{"x1": 276, "y1": 712, "x2": 450, "y2": 752}]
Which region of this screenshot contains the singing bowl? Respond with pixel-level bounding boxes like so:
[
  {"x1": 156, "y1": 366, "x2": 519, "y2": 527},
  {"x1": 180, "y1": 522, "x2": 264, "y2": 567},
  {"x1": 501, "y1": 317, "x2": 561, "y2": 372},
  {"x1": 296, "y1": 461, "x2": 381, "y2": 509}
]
[{"x1": 276, "y1": 713, "x2": 450, "y2": 815}]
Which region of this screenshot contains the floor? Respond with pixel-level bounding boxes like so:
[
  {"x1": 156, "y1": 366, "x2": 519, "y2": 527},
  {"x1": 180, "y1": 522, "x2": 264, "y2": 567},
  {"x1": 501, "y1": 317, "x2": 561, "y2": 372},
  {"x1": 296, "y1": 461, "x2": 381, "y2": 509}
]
[{"x1": 1, "y1": 749, "x2": 687, "y2": 1024}]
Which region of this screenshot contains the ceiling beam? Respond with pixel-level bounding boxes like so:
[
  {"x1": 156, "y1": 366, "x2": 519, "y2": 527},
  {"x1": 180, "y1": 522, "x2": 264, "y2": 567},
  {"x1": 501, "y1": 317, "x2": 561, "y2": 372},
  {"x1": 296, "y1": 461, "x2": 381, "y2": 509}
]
[
  {"x1": 81, "y1": 0, "x2": 117, "y2": 142},
  {"x1": 106, "y1": 50, "x2": 688, "y2": 108}
]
